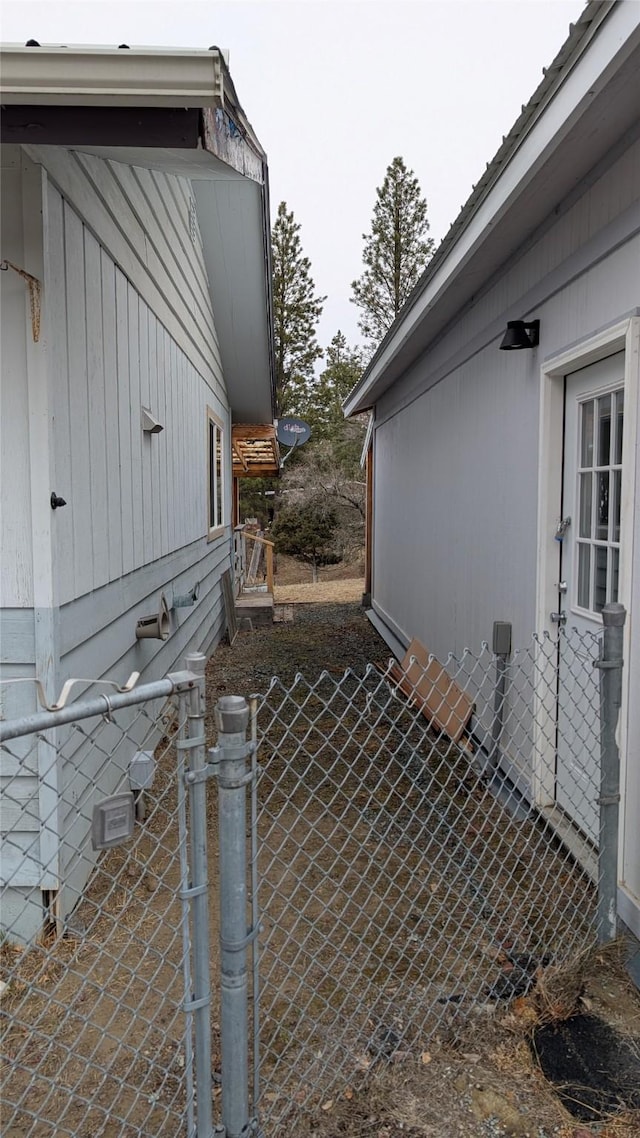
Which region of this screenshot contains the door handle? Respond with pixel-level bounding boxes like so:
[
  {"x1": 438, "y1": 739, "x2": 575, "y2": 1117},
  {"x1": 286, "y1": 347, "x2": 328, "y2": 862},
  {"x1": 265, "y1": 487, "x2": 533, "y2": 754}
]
[{"x1": 550, "y1": 611, "x2": 567, "y2": 626}]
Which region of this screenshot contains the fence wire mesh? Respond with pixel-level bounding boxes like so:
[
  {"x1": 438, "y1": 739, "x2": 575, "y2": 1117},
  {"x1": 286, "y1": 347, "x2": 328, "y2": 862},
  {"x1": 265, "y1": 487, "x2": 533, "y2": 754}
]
[
  {"x1": 0, "y1": 623, "x2": 616, "y2": 1138},
  {"x1": 252, "y1": 627, "x2": 602, "y2": 1130},
  {"x1": 0, "y1": 687, "x2": 198, "y2": 1138}
]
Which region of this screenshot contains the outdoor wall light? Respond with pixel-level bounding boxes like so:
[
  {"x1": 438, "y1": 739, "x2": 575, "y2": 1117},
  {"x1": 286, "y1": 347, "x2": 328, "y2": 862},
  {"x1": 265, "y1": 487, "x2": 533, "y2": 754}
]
[{"x1": 499, "y1": 319, "x2": 540, "y2": 350}]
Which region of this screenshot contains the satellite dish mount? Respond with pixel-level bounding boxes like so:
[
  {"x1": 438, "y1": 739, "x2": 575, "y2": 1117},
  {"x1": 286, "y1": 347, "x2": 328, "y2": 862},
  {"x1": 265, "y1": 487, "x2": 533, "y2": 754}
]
[{"x1": 276, "y1": 417, "x2": 312, "y2": 465}]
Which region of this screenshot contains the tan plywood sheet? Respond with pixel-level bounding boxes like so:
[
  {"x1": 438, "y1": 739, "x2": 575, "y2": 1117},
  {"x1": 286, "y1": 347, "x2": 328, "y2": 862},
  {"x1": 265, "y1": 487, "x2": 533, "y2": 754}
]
[{"x1": 389, "y1": 637, "x2": 474, "y2": 743}]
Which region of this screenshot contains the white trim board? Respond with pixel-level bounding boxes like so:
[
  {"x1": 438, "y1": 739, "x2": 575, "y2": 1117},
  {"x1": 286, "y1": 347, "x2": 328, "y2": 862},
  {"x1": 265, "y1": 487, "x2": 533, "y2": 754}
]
[{"x1": 534, "y1": 315, "x2": 640, "y2": 927}]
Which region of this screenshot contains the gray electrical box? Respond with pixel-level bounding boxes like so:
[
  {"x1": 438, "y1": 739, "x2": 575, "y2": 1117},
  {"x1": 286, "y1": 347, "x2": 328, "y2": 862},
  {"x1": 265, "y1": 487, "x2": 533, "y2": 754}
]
[
  {"x1": 129, "y1": 750, "x2": 156, "y2": 791},
  {"x1": 492, "y1": 621, "x2": 512, "y2": 657},
  {"x1": 91, "y1": 793, "x2": 135, "y2": 851}
]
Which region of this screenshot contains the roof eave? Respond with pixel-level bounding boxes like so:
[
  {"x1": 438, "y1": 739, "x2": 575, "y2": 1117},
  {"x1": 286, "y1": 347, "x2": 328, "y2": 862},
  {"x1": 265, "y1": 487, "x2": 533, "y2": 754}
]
[
  {"x1": 344, "y1": 0, "x2": 631, "y2": 418},
  {"x1": 0, "y1": 44, "x2": 226, "y2": 107}
]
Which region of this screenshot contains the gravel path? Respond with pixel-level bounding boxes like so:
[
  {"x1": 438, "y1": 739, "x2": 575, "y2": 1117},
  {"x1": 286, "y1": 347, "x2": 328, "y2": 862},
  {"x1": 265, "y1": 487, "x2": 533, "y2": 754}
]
[{"x1": 206, "y1": 600, "x2": 390, "y2": 700}]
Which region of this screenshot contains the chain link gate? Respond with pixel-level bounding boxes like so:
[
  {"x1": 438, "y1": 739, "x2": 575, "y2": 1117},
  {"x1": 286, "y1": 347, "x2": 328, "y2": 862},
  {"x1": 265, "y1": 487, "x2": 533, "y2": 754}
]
[{"x1": 0, "y1": 654, "x2": 218, "y2": 1138}]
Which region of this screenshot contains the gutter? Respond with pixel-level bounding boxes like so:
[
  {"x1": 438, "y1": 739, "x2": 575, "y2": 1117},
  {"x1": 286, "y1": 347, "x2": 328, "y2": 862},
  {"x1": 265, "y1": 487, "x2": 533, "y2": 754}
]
[
  {"x1": 343, "y1": 0, "x2": 617, "y2": 416},
  {"x1": 0, "y1": 43, "x2": 227, "y2": 107}
]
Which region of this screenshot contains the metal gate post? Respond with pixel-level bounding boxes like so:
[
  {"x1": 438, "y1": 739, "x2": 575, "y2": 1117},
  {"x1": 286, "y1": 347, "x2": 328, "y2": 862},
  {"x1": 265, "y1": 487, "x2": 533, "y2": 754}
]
[
  {"x1": 212, "y1": 696, "x2": 253, "y2": 1138},
  {"x1": 180, "y1": 653, "x2": 215, "y2": 1137},
  {"x1": 596, "y1": 602, "x2": 626, "y2": 944}
]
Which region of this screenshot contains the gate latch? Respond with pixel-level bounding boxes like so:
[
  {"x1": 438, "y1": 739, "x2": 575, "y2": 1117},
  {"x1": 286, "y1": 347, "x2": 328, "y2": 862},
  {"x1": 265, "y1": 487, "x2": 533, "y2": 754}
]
[{"x1": 550, "y1": 611, "x2": 567, "y2": 626}]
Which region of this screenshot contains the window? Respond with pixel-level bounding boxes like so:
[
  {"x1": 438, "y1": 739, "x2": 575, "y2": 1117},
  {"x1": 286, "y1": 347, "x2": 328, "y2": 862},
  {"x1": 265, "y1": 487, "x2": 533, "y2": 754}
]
[
  {"x1": 207, "y1": 408, "x2": 225, "y2": 537},
  {"x1": 575, "y1": 388, "x2": 623, "y2": 613}
]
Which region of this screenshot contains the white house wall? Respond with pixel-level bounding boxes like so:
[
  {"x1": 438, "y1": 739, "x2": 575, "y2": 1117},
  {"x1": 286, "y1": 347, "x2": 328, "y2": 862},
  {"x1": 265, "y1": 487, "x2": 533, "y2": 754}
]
[
  {"x1": 40, "y1": 160, "x2": 232, "y2": 923},
  {"x1": 0, "y1": 147, "x2": 34, "y2": 609},
  {"x1": 1, "y1": 145, "x2": 236, "y2": 938},
  {"x1": 373, "y1": 133, "x2": 640, "y2": 659},
  {"x1": 370, "y1": 132, "x2": 640, "y2": 921},
  {"x1": 1, "y1": 149, "x2": 47, "y2": 938}
]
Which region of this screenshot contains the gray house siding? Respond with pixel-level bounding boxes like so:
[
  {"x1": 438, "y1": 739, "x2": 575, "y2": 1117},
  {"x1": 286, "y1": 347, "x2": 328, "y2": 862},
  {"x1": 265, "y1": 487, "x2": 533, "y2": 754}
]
[
  {"x1": 0, "y1": 147, "x2": 34, "y2": 610},
  {"x1": 1, "y1": 145, "x2": 236, "y2": 939},
  {"x1": 373, "y1": 133, "x2": 640, "y2": 659},
  {"x1": 368, "y1": 132, "x2": 640, "y2": 930}
]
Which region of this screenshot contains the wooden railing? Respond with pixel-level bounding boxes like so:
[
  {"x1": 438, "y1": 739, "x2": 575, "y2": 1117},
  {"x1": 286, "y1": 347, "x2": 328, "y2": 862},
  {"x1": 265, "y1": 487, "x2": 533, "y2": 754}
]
[{"x1": 233, "y1": 526, "x2": 274, "y2": 595}]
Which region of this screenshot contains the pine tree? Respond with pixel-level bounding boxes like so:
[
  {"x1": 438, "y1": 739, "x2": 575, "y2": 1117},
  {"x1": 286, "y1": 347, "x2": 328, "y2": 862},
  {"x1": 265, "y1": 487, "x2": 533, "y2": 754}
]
[
  {"x1": 306, "y1": 331, "x2": 363, "y2": 438},
  {"x1": 271, "y1": 498, "x2": 340, "y2": 583},
  {"x1": 272, "y1": 201, "x2": 326, "y2": 416},
  {"x1": 351, "y1": 157, "x2": 434, "y2": 351}
]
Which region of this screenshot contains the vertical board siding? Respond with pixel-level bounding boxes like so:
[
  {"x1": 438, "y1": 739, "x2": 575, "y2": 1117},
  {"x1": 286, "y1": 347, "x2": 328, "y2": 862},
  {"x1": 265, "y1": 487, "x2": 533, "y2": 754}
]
[
  {"x1": 115, "y1": 267, "x2": 135, "y2": 577},
  {"x1": 0, "y1": 153, "x2": 34, "y2": 607},
  {"x1": 47, "y1": 184, "x2": 229, "y2": 600},
  {"x1": 47, "y1": 184, "x2": 74, "y2": 596},
  {"x1": 84, "y1": 231, "x2": 109, "y2": 590},
  {"x1": 64, "y1": 202, "x2": 93, "y2": 601},
  {"x1": 101, "y1": 250, "x2": 123, "y2": 582},
  {"x1": 65, "y1": 150, "x2": 224, "y2": 390}
]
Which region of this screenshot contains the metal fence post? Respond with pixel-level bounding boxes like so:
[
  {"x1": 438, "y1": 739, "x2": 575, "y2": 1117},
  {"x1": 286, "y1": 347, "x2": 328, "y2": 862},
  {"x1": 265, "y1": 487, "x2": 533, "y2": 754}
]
[
  {"x1": 596, "y1": 602, "x2": 626, "y2": 944},
  {"x1": 212, "y1": 696, "x2": 253, "y2": 1138},
  {"x1": 181, "y1": 653, "x2": 215, "y2": 1138},
  {"x1": 490, "y1": 621, "x2": 512, "y2": 773}
]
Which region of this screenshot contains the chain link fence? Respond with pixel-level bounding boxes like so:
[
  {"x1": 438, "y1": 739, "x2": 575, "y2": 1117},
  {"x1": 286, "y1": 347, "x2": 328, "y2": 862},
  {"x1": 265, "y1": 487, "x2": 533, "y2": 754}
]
[
  {"x1": 251, "y1": 614, "x2": 624, "y2": 1132},
  {"x1": 0, "y1": 660, "x2": 213, "y2": 1138},
  {"x1": 0, "y1": 609, "x2": 626, "y2": 1137}
]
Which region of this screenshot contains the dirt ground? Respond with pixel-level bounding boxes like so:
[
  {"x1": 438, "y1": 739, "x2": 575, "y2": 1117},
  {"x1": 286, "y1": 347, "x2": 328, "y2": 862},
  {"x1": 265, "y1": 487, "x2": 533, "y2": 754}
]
[{"x1": 2, "y1": 599, "x2": 639, "y2": 1138}]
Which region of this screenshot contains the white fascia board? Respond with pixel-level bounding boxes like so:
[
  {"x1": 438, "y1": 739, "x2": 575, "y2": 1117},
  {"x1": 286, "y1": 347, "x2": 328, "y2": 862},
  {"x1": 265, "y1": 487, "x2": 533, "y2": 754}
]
[
  {"x1": 0, "y1": 44, "x2": 225, "y2": 106},
  {"x1": 344, "y1": 0, "x2": 640, "y2": 416}
]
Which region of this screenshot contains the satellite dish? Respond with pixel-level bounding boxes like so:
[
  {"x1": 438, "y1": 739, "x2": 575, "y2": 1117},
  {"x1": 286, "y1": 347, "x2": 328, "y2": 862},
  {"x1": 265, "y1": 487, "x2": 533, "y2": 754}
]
[{"x1": 276, "y1": 417, "x2": 312, "y2": 447}]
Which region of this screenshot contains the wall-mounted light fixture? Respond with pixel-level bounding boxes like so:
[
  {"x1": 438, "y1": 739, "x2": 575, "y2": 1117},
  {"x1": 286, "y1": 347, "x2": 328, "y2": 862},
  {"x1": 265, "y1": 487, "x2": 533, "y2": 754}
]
[
  {"x1": 141, "y1": 407, "x2": 164, "y2": 434},
  {"x1": 499, "y1": 319, "x2": 540, "y2": 351}
]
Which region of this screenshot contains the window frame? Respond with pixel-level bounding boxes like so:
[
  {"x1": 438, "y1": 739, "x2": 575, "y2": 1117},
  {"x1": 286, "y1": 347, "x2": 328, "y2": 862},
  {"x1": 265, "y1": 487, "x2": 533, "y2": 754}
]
[{"x1": 207, "y1": 407, "x2": 226, "y2": 540}]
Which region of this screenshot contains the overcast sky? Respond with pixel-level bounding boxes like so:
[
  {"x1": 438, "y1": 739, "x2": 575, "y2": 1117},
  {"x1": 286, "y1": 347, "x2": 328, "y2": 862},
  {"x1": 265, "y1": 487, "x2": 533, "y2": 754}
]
[{"x1": 2, "y1": 0, "x2": 586, "y2": 351}]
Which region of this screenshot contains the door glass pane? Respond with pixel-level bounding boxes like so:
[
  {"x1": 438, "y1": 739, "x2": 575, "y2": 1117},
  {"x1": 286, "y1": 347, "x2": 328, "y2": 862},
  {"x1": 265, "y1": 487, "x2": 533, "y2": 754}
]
[
  {"x1": 597, "y1": 394, "x2": 611, "y2": 466},
  {"x1": 596, "y1": 472, "x2": 609, "y2": 540},
  {"x1": 613, "y1": 469, "x2": 621, "y2": 543},
  {"x1": 577, "y1": 543, "x2": 591, "y2": 609},
  {"x1": 611, "y1": 548, "x2": 619, "y2": 603},
  {"x1": 593, "y1": 546, "x2": 607, "y2": 612},
  {"x1": 615, "y1": 390, "x2": 624, "y2": 463},
  {"x1": 580, "y1": 400, "x2": 594, "y2": 467},
  {"x1": 579, "y1": 472, "x2": 592, "y2": 538}
]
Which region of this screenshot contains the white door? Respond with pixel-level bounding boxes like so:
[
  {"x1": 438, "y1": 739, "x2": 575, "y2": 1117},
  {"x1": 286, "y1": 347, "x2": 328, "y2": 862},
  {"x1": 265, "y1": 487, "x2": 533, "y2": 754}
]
[{"x1": 556, "y1": 353, "x2": 625, "y2": 843}]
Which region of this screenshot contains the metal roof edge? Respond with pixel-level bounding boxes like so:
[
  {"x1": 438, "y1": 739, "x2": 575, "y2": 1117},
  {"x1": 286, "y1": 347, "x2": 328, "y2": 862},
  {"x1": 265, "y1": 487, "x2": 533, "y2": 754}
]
[
  {"x1": 344, "y1": 0, "x2": 617, "y2": 416},
  {"x1": 0, "y1": 42, "x2": 227, "y2": 107}
]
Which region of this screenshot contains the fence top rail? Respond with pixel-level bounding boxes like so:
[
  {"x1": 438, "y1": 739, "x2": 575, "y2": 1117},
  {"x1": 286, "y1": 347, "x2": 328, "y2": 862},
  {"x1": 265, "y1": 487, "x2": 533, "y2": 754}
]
[
  {"x1": 244, "y1": 533, "x2": 275, "y2": 550},
  {"x1": 0, "y1": 670, "x2": 198, "y2": 743}
]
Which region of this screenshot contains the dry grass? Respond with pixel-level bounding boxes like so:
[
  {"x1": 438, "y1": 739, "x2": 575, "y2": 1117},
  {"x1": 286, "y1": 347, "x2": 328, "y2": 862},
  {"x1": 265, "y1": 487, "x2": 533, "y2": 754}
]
[{"x1": 274, "y1": 577, "x2": 365, "y2": 604}]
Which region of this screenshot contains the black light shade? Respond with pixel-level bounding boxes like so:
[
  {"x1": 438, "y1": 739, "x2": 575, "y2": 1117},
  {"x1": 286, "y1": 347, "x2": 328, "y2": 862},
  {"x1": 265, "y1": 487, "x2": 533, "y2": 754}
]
[{"x1": 499, "y1": 319, "x2": 540, "y2": 350}]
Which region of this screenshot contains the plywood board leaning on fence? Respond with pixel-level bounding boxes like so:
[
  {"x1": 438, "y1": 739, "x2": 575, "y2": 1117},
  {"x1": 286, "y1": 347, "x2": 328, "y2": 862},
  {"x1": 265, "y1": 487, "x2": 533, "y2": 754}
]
[
  {"x1": 388, "y1": 637, "x2": 474, "y2": 746},
  {"x1": 221, "y1": 569, "x2": 238, "y2": 646}
]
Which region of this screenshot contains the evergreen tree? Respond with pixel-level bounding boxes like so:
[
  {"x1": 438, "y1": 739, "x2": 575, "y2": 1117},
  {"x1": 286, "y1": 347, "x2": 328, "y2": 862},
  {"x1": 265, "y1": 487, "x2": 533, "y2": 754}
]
[
  {"x1": 351, "y1": 157, "x2": 434, "y2": 351},
  {"x1": 272, "y1": 201, "x2": 326, "y2": 416},
  {"x1": 271, "y1": 498, "x2": 340, "y2": 583},
  {"x1": 279, "y1": 329, "x2": 367, "y2": 564},
  {"x1": 305, "y1": 331, "x2": 364, "y2": 438}
]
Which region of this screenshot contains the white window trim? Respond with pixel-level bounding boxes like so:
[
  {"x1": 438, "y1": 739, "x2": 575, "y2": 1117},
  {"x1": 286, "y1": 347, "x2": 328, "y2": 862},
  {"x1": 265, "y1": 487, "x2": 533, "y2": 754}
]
[{"x1": 207, "y1": 406, "x2": 225, "y2": 540}]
